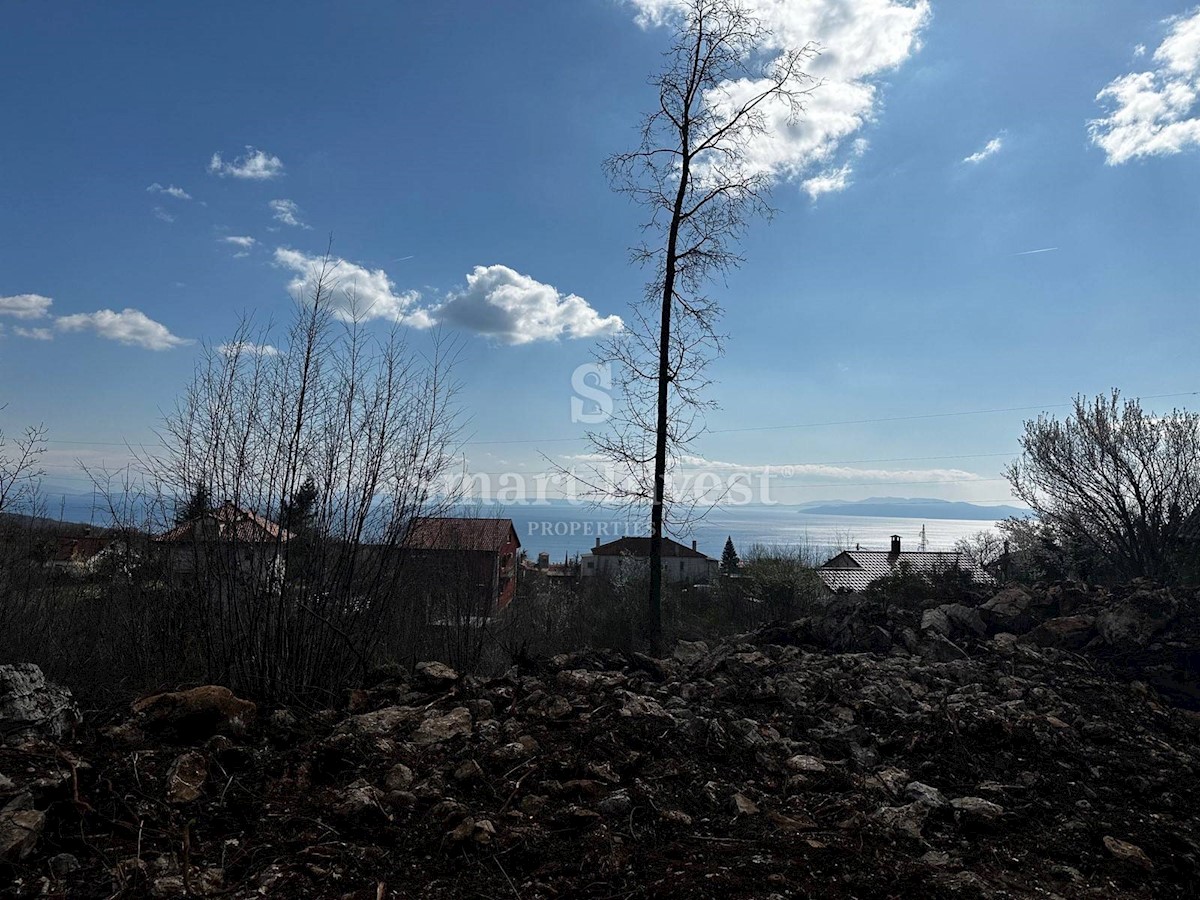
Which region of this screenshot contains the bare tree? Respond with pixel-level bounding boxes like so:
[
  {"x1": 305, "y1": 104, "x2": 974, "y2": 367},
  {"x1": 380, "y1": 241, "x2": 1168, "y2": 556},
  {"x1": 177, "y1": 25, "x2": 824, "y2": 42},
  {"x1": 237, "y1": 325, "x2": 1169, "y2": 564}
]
[
  {"x1": 137, "y1": 255, "x2": 465, "y2": 699},
  {"x1": 1006, "y1": 390, "x2": 1200, "y2": 582},
  {"x1": 953, "y1": 529, "x2": 1006, "y2": 572},
  {"x1": 589, "y1": 0, "x2": 817, "y2": 652},
  {"x1": 0, "y1": 406, "x2": 47, "y2": 514}
]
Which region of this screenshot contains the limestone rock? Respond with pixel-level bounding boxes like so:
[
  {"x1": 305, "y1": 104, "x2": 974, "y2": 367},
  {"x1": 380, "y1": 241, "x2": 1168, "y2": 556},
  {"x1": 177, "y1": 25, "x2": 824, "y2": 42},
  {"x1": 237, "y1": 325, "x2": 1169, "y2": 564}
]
[
  {"x1": 1103, "y1": 835, "x2": 1152, "y2": 870},
  {"x1": 166, "y1": 751, "x2": 208, "y2": 804},
  {"x1": 412, "y1": 707, "x2": 472, "y2": 746},
  {"x1": 0, "y1": 664, "x2": 79, "y2": 745}
]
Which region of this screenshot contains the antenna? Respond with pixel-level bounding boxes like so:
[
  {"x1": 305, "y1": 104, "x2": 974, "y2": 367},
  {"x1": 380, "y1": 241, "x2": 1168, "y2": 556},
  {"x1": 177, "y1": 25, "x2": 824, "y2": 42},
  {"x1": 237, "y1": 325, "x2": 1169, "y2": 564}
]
[{"x1": 918, "y1": 524, "x2": 928, "y2": 552}]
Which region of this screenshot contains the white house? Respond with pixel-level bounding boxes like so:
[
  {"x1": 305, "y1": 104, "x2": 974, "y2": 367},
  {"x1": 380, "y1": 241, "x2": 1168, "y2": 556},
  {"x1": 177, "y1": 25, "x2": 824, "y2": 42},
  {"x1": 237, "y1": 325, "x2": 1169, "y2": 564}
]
[
  {"x1": 580, "y1": 536, "x2": 718, "y2": 584},
  {"x1": 816, "y1": 534, "x2": 992, "y2": 593}
]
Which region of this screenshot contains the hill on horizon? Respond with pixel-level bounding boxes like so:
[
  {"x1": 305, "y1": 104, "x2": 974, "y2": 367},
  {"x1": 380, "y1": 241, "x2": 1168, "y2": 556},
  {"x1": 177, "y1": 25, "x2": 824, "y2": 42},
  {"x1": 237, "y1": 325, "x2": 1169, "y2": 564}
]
[{"x1": 795, "y1": 497, "x2": 1032, "y2": 521}]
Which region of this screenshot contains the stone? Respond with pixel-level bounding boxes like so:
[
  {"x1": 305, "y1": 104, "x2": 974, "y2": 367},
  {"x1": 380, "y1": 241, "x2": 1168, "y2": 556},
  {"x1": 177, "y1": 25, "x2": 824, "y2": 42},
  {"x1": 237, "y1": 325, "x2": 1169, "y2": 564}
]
[
  {"x1": 943, "y1": 603, "x2": 987, "y2": 638},
  {"x1": 344, "y1": 705, "x2": 421, "y2": 737},
  {"x1": 1097, "y1": 589, "x2": 1178, "y2": 648},
  {"x1": 730, "y1": 792, "x2": 759, "y2": 816},
  {"x1": 672, "y1": 640, "x2": 709, "y2": 666},
  {"x1": 544, "y1": 696, "x2": 572, "y2": 719},
  {"x1": 415, "y1": 661, "x2": 459, "y2": 689},
  {"x1": 0, "y1": 664, "x2": 79, "y2": 744},
  {"x1": 918, "y1": 633, "x2": 968, "y2": 662},
  {"x1": 872, "y1": 802, "x2": 927, "y2": 839},
  {"x1": 785, "y1": 754, "x2": 828, "y2": 774},
  {"x1": 166, "y1": 751, "x2": 208, "y2": 804},
  {"x1": 617, "y1": 692, "x2": 672, "y2": 720},
  {"x1": 660, "y1": 808, "x2": 693, "y2": 826},
  {"x1": 904, "y1": 781, "x2": 948, "y2": 808},
  {"x1": 447, "y1": 816, "x2": 475, "y2": 842},
  {"x1": 0, "y1": 806, "x2": 46, "y2": 862},
  {"x1": 1103, "y1": 835, "x2": 1152, "y2": 870},
  {"x1": 331, "y1": 780, "x2": 386, "y2": 821},
  {"x1": 266, "y1": 709, "x2": 298, "y2": 732},
  {"x1": 920, "y1": 607, "x2": 952, "y2": 637},
  {"x1": 597, "y1": 789, "x2": 632, "y2": 816},
  {"x1": 950, "y1": 796, "x2": 1003, "y2": 823},
  {"x1": 412, "y1": 707, "x2": 472, "y2": 746},
  {"x1": 980, "y1": 586, "x2": 1035, "y2": 633},
  {"x1": 1031, "y1": 616, "x2": 1095, "y2": 650},
  {"x1": 48, "y1": 852, "x2": 81, "y2": 877},
  {"x1": 132, "y1": 686, "x2": 256, "y2": 740},
  {"x1": 452, "y1": 760, "x2": 483, "y2": 782},
  {"x1": 388, "y1": 763, "x2": 417, "y2": 792},
  {"x1": 465, "y1": 699, "x2": 494, "y2": 720}
]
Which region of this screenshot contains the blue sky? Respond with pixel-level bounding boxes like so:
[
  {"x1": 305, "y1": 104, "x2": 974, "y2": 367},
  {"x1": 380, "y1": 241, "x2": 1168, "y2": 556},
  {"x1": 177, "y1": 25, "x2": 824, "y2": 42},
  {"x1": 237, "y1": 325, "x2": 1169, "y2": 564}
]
[{"x1": 3, "y1": 0, "x2": 1200, "y2": 510}]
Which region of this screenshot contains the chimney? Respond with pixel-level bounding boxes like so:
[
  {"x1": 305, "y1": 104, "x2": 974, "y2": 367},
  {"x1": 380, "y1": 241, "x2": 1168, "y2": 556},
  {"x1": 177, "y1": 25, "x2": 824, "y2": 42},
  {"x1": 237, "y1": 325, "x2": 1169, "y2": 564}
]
[
  {"x1": 595, "y1": 537, "x2": 601, "y2": 548},
  {"x1": 692, "y1": 540, "x2": 697, "y2": 552},
  {"x1": 890, "y1": 535, "x2": 901, "y2": 555},
  {"x1": 537, "y1": 552, "x2": 549, "y2": 570}
]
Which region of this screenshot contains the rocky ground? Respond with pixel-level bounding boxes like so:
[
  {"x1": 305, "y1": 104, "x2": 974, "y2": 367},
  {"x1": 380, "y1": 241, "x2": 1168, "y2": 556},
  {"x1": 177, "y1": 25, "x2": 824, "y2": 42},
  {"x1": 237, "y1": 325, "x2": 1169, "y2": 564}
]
[{"x1": 3, "y1": 581, "x2": 1200, "y2": 898}]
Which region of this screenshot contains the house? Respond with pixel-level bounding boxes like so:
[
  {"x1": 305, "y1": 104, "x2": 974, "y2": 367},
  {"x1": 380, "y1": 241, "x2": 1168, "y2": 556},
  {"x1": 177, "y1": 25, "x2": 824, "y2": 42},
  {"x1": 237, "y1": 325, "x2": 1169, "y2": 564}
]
[
  {"x1": 816, "y1": 534, "x2": 992, "y2": 593},
  {"x1": 401, "y1": 517, "x2": 520, "y2": 611},
  {"x1": 580, "y1": 536, "x2": 718, "y2": 584},
  {"x1": 48, "y1": 535, "x2": 125, "y2": 574},
  {"x1": 522, "y1": 551, "x2": 581, "y2": 585},
  {"x1": 155, "y1": 501, "x2": 290, "y2": 584}
]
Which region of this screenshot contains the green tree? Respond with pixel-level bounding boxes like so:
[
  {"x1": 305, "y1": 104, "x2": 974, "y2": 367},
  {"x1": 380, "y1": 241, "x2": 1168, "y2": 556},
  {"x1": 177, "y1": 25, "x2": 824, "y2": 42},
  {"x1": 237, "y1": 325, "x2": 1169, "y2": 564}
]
[
  {"x1": 174, "y1": 482, "x2": 210, "y2": 525},
  {"x1": 279, "y1": 475, "x2": 319, "y2": 535},
  {"x1": 720, "y1": 535, "x2": 740, "y2": 574}
]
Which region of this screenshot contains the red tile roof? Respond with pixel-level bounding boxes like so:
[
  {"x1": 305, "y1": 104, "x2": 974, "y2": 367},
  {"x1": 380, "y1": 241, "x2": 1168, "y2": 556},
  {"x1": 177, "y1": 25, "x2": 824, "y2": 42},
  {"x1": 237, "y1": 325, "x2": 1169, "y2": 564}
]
[
  {"x1": 158, "y1": 502, "x2": 291, "y2": 544},
  {"x1": 52, "y1": 536, "x2": 112, "y2": 562},
  {"x1": 401, "y1": 517, "x2": 518, "y2": 552}
]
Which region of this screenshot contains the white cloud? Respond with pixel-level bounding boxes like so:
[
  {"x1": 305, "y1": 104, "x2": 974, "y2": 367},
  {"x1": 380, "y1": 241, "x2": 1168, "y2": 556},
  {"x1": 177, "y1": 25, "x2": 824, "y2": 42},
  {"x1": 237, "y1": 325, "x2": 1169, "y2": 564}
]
[
  {"x1": 1134, "y1": 43, "x2": 1147, "y2": 59},
  {"x1": 274, "y1": 250, "x2": 621, "y2": 343},
  {"x1": 628, "y1": 0, "x2": 930, "y2": 197},
  {"x1": 675, "y1": 454, "x2": 983, "y2": 484},
  {"x1": 153, "y1": 207, "x2": 176, "y2": 224},
  {"x1": 218, "y1": 341, "x2": 279, "y2": 357},
  {"x1": 439, "y1": 265, "x2": 624, "y2": 345},
  {"x1": 269, "y1": 199, "x2": 308, "y2": 228},
  {"x1": 14, "y1": 326, "x2": 53, "y2": 341},
  {"x1": 274, "y1": 248, "x2": 433, "y2": 327},
  {"x1": 0, "y1": 294, "x2": 53, "y2": 319},
  {"x1": 208, "y1": 146, "x2": 285, "y2": 180},
  {"x1": 802, "y1": 162, "x2": 853, "y2": 199},
  {"x1": 147, "y1": 183, "x2": 192, "y2": 200},
  {"x1": 55, "y1": 308, "x2": 190, "y2": 350},
  {"x1": 963, "y1": 136, "x2": 1004, "y2": 164},
  {"x1": 1090, "y1": 8, "x2": 1200, "y2": 164},
  {"x1": 221, "y1": 235, "x2": 257, "y2": 257}
]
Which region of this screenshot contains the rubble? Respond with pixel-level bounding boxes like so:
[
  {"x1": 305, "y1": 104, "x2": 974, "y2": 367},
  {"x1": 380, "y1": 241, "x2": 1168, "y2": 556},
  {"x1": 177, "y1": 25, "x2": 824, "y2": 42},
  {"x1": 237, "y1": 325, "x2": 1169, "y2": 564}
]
[{"x1": 2, "y1": 580, "x2": 1200, "y2": 897}]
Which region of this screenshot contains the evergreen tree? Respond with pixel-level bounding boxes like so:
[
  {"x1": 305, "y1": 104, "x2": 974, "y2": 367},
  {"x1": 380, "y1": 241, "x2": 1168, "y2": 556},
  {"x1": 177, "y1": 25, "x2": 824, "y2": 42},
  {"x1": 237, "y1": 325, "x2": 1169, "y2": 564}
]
[
  {"x1": 174, "y1": 482, "x2": 210, "y2": 525},
  {"x1": 720, "y1": 536, "x2": 741, "y2": 575},
  {"x1": 279, "y1": 476, "x2": 319, "y2": 535}
]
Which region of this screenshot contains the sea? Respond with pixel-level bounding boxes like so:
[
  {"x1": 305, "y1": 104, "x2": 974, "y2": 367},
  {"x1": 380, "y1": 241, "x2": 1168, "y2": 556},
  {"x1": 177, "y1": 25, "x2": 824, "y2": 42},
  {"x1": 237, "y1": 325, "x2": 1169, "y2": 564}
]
[
  {"x1": 483, "y1": 502, "x2": 999, "y2": 562},
  {"x1": 39, "y1": 488, "x2": 999, "y2": 563}
]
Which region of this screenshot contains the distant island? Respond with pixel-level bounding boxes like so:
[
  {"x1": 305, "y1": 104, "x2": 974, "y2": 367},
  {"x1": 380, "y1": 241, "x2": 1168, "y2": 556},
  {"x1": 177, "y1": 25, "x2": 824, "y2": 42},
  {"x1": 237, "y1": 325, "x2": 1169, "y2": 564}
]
[{"x1": 796, "y1": 497, "x2": 1033, "y2": 521}]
